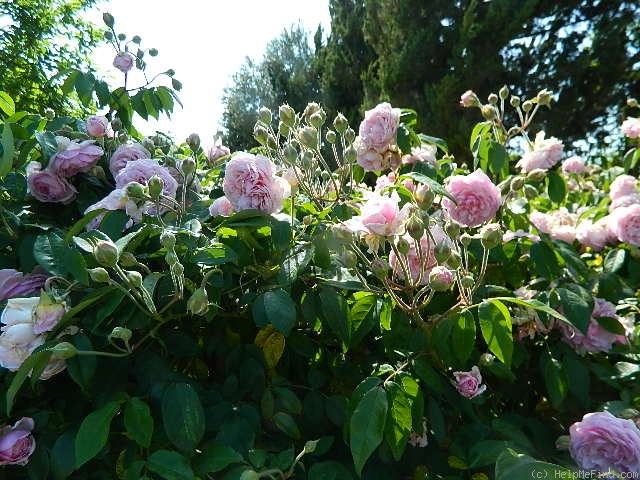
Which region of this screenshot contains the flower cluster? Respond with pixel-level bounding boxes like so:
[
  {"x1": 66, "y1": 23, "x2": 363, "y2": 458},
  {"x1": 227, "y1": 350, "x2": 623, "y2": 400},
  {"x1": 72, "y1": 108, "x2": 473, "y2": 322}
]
[{"x1": 356, "y1": 102, "x2": 401, "y2": 171}]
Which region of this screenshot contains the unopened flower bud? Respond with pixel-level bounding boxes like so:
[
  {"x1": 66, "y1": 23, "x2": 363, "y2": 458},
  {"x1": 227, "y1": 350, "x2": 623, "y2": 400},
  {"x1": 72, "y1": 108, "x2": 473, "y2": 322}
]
[
  {"x1": 341, "y1": 250, "x2": 357, "y2": 268},
  {"x1": 371, "y1": 258, "x2": 390, "y2": 279},
  {"x1": 125, "y1": 181, "x2": 145, "y2": 198},
  {"x1": 507, "y1": 126, "x2": 521, "y2": 137},
  {"x1": 326, "y1": 130, "x2": 337, "y2": 144},
  {"x1": 480, "y1": 223, "x2": 502, "y2": 249},
  {"x1": 320, "y1": 170, "x2": 331, "y2": 181},
  {"x1": 160, "y1": 232, "x2": 175, "y2": 249},
  {"x1": 429, "y1": 266, "x2": 454, "y2": 291},
  {"x1": 110, "y1": 326, "x2": 132, "y2": 342},
  {"x1": 266, "y1": 135, "x2": 278, "y2": 150},
  {"x1": 460, "y1": 274, "x2": 475, "y2": 288},
  {"x1": 278, "y1": 122, "x2": 290, "y2": 137},
  {"x1": 415, "y1": 184, "x2": 434, "y2": 209},
  {"x1": 526, "y1": 169, "x2": 546, "y2": 182},
  {"x1": 332, "y1": 225, "x2": 352, "y2": 243},
  {"x1": 510, "y1": 96, "x2": 520, "y2": 108},
  {"x1": 111, "y1": 117, "x2": 123, "y2": 131},
  {"x1": 344, "y1": 128, "x2": 356, "y2": 144},
  {"x1": 434, "y1": 242, "x2": 451, "y2": 264},
  {"x1": 447, "y1": 251, "x2": 462, "y2": 268},
  {"x1": 333, "y1": 113, "x2": 348, "y2": 134},
  {"x1": 445, "y1": 221, "x2": 461, "y2": 239},
  {"x1": 102, "y1": 12, "x2": 115, "y2": 27},
  {"x1": 187, "y1": 287, "x2": 209, "y2": 315},
  {"x1": 279, "y1": 104, "x2": 296, "y2": 127},
  {"x1": 499, "y1": 85, "x2": 509, "y2": 100},
  {"x1": 118, "y1": 132, "x2": 129, "y2": 143},
  {"x1": 51, "y1": 342, "x2": 78, "y2": 360},
  {"x1": 104, "y1": 31, "x2": 113, "y2": 40},
  {"x1": 500, "y1": 179, "x2": 513, "y2": 196},
  {"x1": 147, "y1": 175, "x2": 164, "y2": 199},
  {"x1": 181, "y1": 158, "x2": 196, "y2": 176},
  {"x1": 479, "y1": 352, "x2": 495, "y2": 366},
  {"x1": 406, "y1": 217, "x2": 424, "y2": 240},
  {"x1": 309, "y1": 110, "x2": 326, "y2": 128},
  {"x1": 89, "y1": 267, "x2": 110, "y2": 283},
  {"x1": 94, "y1": 240, "x2": 119, "y2": 267},
  {"x1": 258, "y1": 107, "x2": 272, "y2": 125},
  {"x1": 344, "y1": 145, "x2": 357, "y2": 163},
  {"x1": 511, "y1": 176, "x2": 525, "y2": 191},
  {"x1": 536, "y1": 89, "x2": 553, "y2": 107},
  {"x1": 460, "y1": 90, "x2": 480, "y2": 108},
  {"x1": 488, "y1": 93, "x2": 499, "y2": 105},
  {"x1": 118, "y1": 252, "x2": 137, "y2": 267},
  {"x1": 165, "y1": 250, "x2": 179, "y2": 265},
  {"x1": 303, "y1": 102, "x2": 321, "y2": 119},
  {"x1": 126, "y1": 271, "x2": 143, "y2": 288},
  {"x1": 283, "y1": 143, "x2": 297, "y2": 164},
  {"x1": 186, "y1": 133, "x2": 200, "y2": 151},
  {"x1": 132, "y1": 35, "x2": 141, "y2": 44},
  {"x1": 302, "y1": 215, "x2": 313, "y2": 226},
  {"x1": 300, "y1": 151, "x2": 314, "y2": 169},
  {"x1": 299, "y1": 126, "x2": 318, "y2": 149},
  {"x1": 522, "y1": 100, "x2": 533, "y2": 113},
  {"x1": 148, "y1": 48, "x2": 158, "y2": 57},
  {"x1": 481, "y1": 105, "x2": 498, "y2": 121},
  {"x1": 254, "y1": 125, "x2": 269, "y2": 145},
  {"x1": 627, "y1": 98, "x2": 639, "y2": 108},
  {"x1": 523, "y1": 184, "x2": 538, "y2": 200},
  {"x1": 396, "y1": 237, "x2": 411, "y2": 255},
  {"x1": 460, "y1": 233, "x2": 473, "y2": 247},
  {"x1": 171, "y1": 263, "x2": 184, "y2": 276},
  {"x1": 555, "y1": 435, "x2": 570, "y2": 451},
  {"x1": 44, "y1": 108, "x2": 55, "y2": 121}
]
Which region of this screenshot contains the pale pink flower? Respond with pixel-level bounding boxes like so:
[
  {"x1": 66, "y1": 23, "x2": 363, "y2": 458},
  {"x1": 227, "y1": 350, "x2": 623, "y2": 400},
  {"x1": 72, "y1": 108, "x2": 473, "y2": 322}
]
[
  {"x1": 27, "y1": 163, "x2": 76, "y2": 204},
  {"x1": 460, "y1": 90, "x2": 480, "y2": 107},
  {"x1": 358, "y1": 102, "x2": 400, "y2": 153},
  {"x1": 113, "y1": 51, "x2": 134, "y2": 73},
  {"x1": 207, "y1": 145, "x2": 230, "y2": 165},
  {"x1": 517, "y1": 131, "x2": 564, "y2": 173},
  {"x1": 84, "y1": 189, "x2": 130, "y2": 230},
  {"x1": 621, "y1": 117, "x2": 640, "y2": 139},
  {"x1": 429, "y1": 265, "x2": 454, "y2": 291},
  {"x1": 115, "y1": 159, "x2": 179, "y2": 198},
  {"x1": 0, "y1": 270, "x2": 47, "y2": 302},
  {"x1": 344, "y1": 191, "x2": 409, "y2": 237},
  {"x1": 209, "y1": 196, "x2": 234, "y2": 217},
  {"x1": 374, "y1": 172, "x2": 396, "y2": 192},
  {"x1": 48, "y1": 137, "x2": 103, "y2": 177},
  {"x1": 402, "y1": 145, "x2": 437, "y2": 166},
  {"x1": 408, "y1": 419, "x2": 428, "y2": 448},
  {"x1": 85, "y1": 116, "x2": 110, "y2": 137},
  {"x1": 575, "y1": 217, "x2": 616, "y2": 251},
  {"x1": 561, "y1": 156, "x2": 585, "y2": 174},
  {"x1": 356, "y1": 144, "x2": 386, "y2": 172},
  {"x1": 609, "y1": 175, "x2": 637, "y2": 201},
  {"x1": 109, "y1": 143, "x2": 151, "y2": 177},
  {"x1": 569, "y1": 411, "x2": 640, "y2": 474},
  {"x1": 0, "y1": 417, "x2": 36, "y2": 466},
  {"x1": 33, "y1": 292, "x2": 67, "y2": 335},
  {"x1": 529, "y1": 208, "x2": 577, "y2": 243},
  {"x1": 222, "y1": 153, "x2": 287, "y2": 214},
  {"x1": 453, "y1": 366, "x2": 486, "y2": 399},
  {"x1": 443, "y1": 169, "x2": 501, "y2": 227},
  {"x1": 609, "y1": 204, "x2": 640, "y2": 246},
  {"x1": 610, "y1": 193, "x2": 640, "y2": 212},
  {"x1": 282, "y1": 167, "x2": 301, "y2": 187}
]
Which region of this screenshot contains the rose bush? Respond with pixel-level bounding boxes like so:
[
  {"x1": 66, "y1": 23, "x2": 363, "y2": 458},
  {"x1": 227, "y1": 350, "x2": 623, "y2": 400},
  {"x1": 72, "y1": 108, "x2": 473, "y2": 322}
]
[{"x1": 0, "y1": 14, "x2": 639, "y2": 480}]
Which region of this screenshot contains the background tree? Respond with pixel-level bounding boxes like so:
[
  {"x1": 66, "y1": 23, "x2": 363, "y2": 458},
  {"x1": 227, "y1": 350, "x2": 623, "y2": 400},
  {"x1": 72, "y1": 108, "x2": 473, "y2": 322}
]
[{"x1": 0, "y1": 0, "x2": 101, "y2": 115}]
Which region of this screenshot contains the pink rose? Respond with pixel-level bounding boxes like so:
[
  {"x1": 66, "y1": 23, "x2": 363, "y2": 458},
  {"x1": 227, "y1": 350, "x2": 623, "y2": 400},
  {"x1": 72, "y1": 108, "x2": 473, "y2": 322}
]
[
  {"x1": 0, "y1": 417, "x2": 36, "y2": 466},
  {"x1": 610, "y1": 175, "x2": 637, "y2": 201},
  {"x1": 609, "y1": 204, "x2": 640, "y2": 246},
  {"x1": 358, "y1": 102, "x2": 400, "y2": 153},
  {"x1": 27, "y1": 163, "x2": 76, "y2": 204},
  {"x1": 0, "y1": 297, "x2": 41, "y2": 371},
  {"x1": 222, "y1": 153, "x2": 287, "y2": 214},
  {"x1": 115, "y1": 159, "x2": 179, "y2": 198},
  {"x1": 33, "y1": 292, "x2": 67, "y2": 335},
  {"x1": 429, "y1": 265, "x2": 454, "y2": 291},
  {"x1": 453, "y1": 366, "x2": 486, "y2": 399},
  {"x1": 610, "y1": 193, "x2": 640, "y2": 212},
  {"x1": 345, "y1": 191, "x2": 409, "y2": 237},
  {"x1": 402, "y1": 145, "x2": 437, "y2": 166},
  {"x1": 529, "y1": 208, "x2": 577, "y2": 243},
  {"x1": 557, "y1": 298, "x2": 631, "y2": 354},
  {"x1": 207, "y1": 145, "x2": 230, "y2": 166},
  {"x1": 109, "y1": 143, "x2": 151, "y2": 177},
  {"x1": 48, "y1": 137, "x2": 103, "y2": 177},
  {"x1": 516, "y1": 131, "x2": 564, "y2": 173},
  {"x1": 0, "y1": 269, "x2": 47, "y2": 302},
  {"x1": 575, "y1": 217, "x2": 616, "y2": 251},
  {"x1": 460, "y1": 90, "x2": 480, "y2": 107},
  {"x1": 356, "y1": 145, "x2": 386, "y2": 172},
  {"x1": 569, "y1": 411, "x2": 640, "y2": 474},
  {"x1": 209, "y1": 196, "x2": 234, "y2": 217},
  {"x1": 561, "y1": 156, "x2": 585, "y2": 174},
  {"x1": 113, "y1": 51, "x2": 134, "y2": 73},
  {"x1": 443, "y1": 169, "x2": 501, "y2": 227},
  {"x1": 84, "y1": 189, "x2": 131, "y2": 230},
  {"x1": 85, "y1": 116, "x2": 110, "y2": 137},
  {"x1": 621, "y1": 117, "x2": 640, "y2": 139}
]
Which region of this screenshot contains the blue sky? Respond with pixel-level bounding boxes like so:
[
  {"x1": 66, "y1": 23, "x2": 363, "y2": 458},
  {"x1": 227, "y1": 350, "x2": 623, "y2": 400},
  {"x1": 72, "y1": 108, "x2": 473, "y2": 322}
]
[{"x1": 86, "y1": 0, "x2": 330, "y2": 146}]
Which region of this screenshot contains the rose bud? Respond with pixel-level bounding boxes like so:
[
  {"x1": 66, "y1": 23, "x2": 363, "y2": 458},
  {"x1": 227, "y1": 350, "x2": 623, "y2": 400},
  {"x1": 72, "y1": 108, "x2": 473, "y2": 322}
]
[
  {"x1": 33, "y1": 291, "x2": 67, "y2": 334},
  {"x1": 187, "y1": 287, "x2": 209, "y2": 316},
  {"x1": 94, "y1": 240, "x2": 119, "y2": 267}
]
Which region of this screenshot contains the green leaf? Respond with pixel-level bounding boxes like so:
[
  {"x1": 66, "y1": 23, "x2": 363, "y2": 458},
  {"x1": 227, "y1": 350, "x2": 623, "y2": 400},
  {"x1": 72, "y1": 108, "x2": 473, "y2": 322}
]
[
  {"x1": 530, "y1": 242, "x2": 561, "y2": 278},
  {"x1": 66, "y1": 333, "x2": 95, "y2": 391},
  {"x1": 273, "y1": 412, "x2": 301, "y2": 439},
  {"x1": 400, "y1": 171, "x2": 456, "y2": 202},
  {"x1": 2, "y1": 172, "x2": 27, "y2": 200},
  {"x1": 278, "y1": 244, "x2": 314, "y2": 285},
  {"x1": 412, "y1": 357, "x2": 442, "y2": 394},
  {"x1": 64, "y1": 209, "x2": 106, "y2": 244},
  {"x1": 491, "y1": 297, "x2": 569, "y2": 324},
  {"x1": 478, "y1": 300, "x2": 513, "y2": 367},
  {"x1": 495, "y1": 448, "x2": 571, "y2": 480},
  {"x1": 451, "y1": 310, "x2": 476, "y2": 363},
  {"x1": 468, "y1": 440, "x2": 512, "y2": 468},
  {"x1": 147, "y1": 450, "x2": 194, "y2": 480},
  {"x1": 384, "y1": 381, "x2": 413, "y2": 461},
  {"x1": 564, "y1": 352, "x2": 590, "y2": 409},
  {"x1": 125, "y1": 397, "x2": 154, "y2": 448},
  {"x1": 542, "y1": 352, "x2": 567, "y2": 408},
  {"x1": 319, "y1": 288, "x2": 351, "y2": 349},
  {"x1": 6, "y1": 350, "x2": 51, "y2": 414},
  {"x1": 193, "y1": 446, "x2": 243, "y2": 475},
  {"x1": 33, "y1": 233, "x2": 67, "y2": 276},
  {"x1": 270, "y1": 218, "x2": 291, "y2": 250},
  {"x1": 162, "y1": 383, "x2": 205, "y2": 452},
  {"x1": 546, "y1": 170, "x2": 567, "y2": 204},
  {"x1": 427, "y1": 397, "x2": 446, "y2": 443},
  {"x1": 349, "y1": 386, "x2": 388, "y2": 476},
  {"x1": 0, "y1": 92, "x2": 15, "y2": 116},
  {"x1": 349, "y1": 293, "x2": 378, "y2": 347},
  {"x1": 50, "y1": 432, "x2": 76, "y2": 480},
  {"x1": 35, "y1": 131, "x2": 59, "y2": 164},
  {"x1": 308, "y1": 461, "x2": 354, "y2": 480},
  {"x1": 263, "y1": 289, "x2": 297, "y2": 336},
  {"x1": 487, "y1": 141, "x2": 509, "y2": 176},
  {"x1": 595, "y1": 316, "x2": 626, "y2": 335},
  {"x1": 0, "y1": 122, "x2": 14, "y2": 177},
  {"x1": 604, "y1": 248, "x2": 626, "y2": 273},
  {"x1": 556, "y1": 286, "x2": 592, "y2": 334},
  {"x1": 75, "y1": 400, "x2": 121, "y2": 468},
  {"x1": 64, "y1": 248, "x2": 88, "y2": 285}
]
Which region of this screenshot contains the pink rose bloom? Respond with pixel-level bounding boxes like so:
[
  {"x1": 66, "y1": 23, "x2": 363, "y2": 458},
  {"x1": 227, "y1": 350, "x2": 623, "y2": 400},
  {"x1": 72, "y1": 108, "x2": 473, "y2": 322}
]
[
  {"x1": 85, "y1": 116, "x2": 110, "y2": 137},
  {"x1": 557, "y1": 298, "x2": 631, "y2": 354},
  {"x1": 610, "y1": 193, "x2": 640, "y2": 212},
  {"x1": 576, "y1": 217, "x2": 616, "y2": 251},
  {"x1": 356, "y1": 145, "x2": 386, "y2": 172},
  {"x1": 113, "y1": 51, "x2": 134, "y2": 73},
  {"x1": 115, "y1": 159, "x2": 179, "y2": 198},
  {"x1": 0, "y1": 297, "x2": 41, "y2": 371},
  {"x1": 375, "y1": 172, "x2": 396, "y2": 192},
  {"x1": 460, "y1": 90, "x2": 480, "y2": 107},
  {"x1": 609, "y1": 175, "x2": 637, "y2": 201},
  {"x1": 443, "y1": 169, "x2": 501, "y2": 227},
  {"x1": 561, "y1": 156, "x2": 585, "y2": 174},
  {"x1": 609, "y1": 204, "x2": 640, "y2": 246},
  {"x1": 207, "y1": 145, "x2": 231, "y2": 166},
  {"x1": 516, "y1": 131, "x2": 564, "y2": 173},
  {"x1": 345, "y1": 191, "x2": 409, "y2": 237},
  {"x1": 27, "y1": 163, "x2": 76, "y2": 204},
  {"x1": 48, "y1": 137, "x2": 103, "y2": 177},
  {"x1": 0, "y1": 269, "x2": 47, "y2": 302},
  {"x1": 0, "y1": 417, "x2": 36, "y2": 466},
  {"x1": 209, "y1": 196, "x2": 234, "y2": 217},
  {"x1": 109, "y1": 143, "x2": 151, "y2": 177},
  {"x1": 402, "y1": 145, "x2": 437, "y2": 166},
  {"x1": 358, "y1": 102, "x2": 400, "y2": 153},
  {"x1": 223, "y1": 153, "x2": 288, "y2": 214},
  {"x1": 453, "y1": 366, "x2": 486, "y2": 399},
  {"x1": 84, "y1": 189, "x2": 131, "y2": 230},
  {"x1": 529, "y1": 208, "x2": 577, "y2": 243},
  {"x1": 570, "y1": 411, "x2": 640, "y2": 474},
  {"x1": 621, "y1": 117, "x2": 640, "y2": 139}
]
